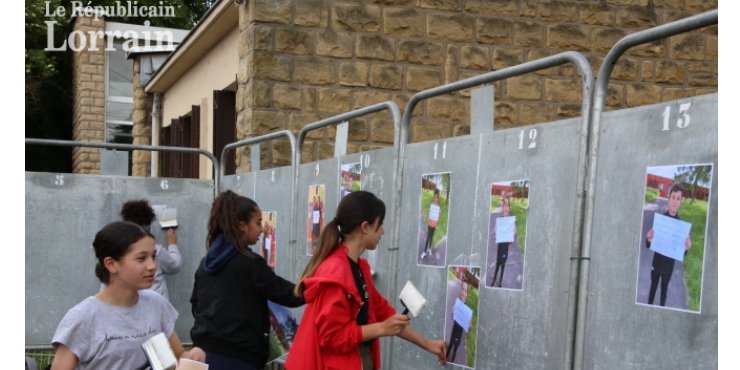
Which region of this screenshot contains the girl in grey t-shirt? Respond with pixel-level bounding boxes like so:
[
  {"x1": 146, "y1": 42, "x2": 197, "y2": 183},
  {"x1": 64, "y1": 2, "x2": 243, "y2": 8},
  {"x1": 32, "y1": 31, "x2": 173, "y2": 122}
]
[{"x1": 50, "y1": 221, "x2": 205, "y2": 369}]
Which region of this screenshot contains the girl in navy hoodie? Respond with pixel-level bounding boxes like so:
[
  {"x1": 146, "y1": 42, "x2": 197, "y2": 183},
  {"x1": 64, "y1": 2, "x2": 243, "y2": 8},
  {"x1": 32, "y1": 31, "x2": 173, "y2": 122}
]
[{"x1": 189, "y1": 190, "x2": 304, "y2": 370}]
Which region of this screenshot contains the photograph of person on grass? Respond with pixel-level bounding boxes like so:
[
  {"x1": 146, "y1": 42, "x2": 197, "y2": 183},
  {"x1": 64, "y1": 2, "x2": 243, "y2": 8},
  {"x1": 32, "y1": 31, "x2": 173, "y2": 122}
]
[
  {"x1": 485, "y1": 180, "x2": 529, "y2": 290},
  {"x1": 339, "y1": 162, "x2": 362, "y2": 199},
  {"x1": 444, "y1": 265, "x2": 480, "y2": 369},
  {"x1": 417, "y1": 172, "x2": 451, "y2": 267},
  {"x1": 307, "y1": 184, "x2": 325, "y2": 256},
  {"x1": 635, "y1": 164, "x2": 713, "y2": 313}
]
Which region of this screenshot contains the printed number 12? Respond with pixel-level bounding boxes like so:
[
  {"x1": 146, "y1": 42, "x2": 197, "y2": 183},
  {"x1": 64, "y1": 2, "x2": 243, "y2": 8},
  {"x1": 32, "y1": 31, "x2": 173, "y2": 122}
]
[{"x1": 518, "y1": 129, "x2": 537, "y2": 149}]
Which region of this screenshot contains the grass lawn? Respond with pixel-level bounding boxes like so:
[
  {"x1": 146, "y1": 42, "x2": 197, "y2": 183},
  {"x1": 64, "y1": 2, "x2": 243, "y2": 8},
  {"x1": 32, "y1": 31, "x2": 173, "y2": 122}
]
[
  {"x1": 677, "y1": 198, "x2": 709, "y2": 311},
  {"x1": 644, "y1": 187, "x2": 659, "y2": 204}
]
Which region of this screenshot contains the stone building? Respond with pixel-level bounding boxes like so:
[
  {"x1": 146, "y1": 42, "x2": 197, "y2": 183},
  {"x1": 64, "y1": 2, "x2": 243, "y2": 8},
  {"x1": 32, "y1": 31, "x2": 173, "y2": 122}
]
[{"x1": 73, "y1": 0, "x2": 718, "y2": 177}]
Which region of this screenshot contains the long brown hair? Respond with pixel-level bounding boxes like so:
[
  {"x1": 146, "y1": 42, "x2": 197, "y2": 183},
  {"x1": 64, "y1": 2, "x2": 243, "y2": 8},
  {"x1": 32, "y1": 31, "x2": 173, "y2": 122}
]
[
  {"x1": 207, "y1": 190, "x2": 259, "y2": 256},
  {"x1": 295, "y1": 191, "x2": 385, "y2": 296}
]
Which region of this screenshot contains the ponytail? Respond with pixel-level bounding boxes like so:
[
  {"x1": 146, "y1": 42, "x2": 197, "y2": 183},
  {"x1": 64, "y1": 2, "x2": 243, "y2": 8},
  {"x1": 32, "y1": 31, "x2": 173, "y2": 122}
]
[
  {"x1": 295, "y1": 191, "x2": 385, "y2": 296},
  {"x1": 207, "y1": 190, "x2": 259, "y2": 257}
]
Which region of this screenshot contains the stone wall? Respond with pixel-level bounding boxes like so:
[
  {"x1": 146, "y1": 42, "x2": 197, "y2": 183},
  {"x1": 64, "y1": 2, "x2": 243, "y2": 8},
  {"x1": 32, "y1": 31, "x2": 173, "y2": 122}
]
[
  {"x1": 131, "y1": 58, "x2": 153, "y2": 176},
  {"x1": 237, "y1": 0, "x2": 717, "y2": 167},
  {"x1": 71, "y1": 16, "x2": 106, "y2": 174}
]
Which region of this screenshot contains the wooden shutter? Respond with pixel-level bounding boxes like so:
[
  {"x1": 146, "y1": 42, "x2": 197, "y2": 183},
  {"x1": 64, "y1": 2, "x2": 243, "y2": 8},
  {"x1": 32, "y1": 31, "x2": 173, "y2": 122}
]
[
  {"x1": 171, "y1": 118, "x2": 182, "y2": 178},
  {"x1": 190, "y1": 105, "x2": 201, "y2": 178},
  {"x1": 213, "y1": 90, "x2": 236, "y2": 175}
]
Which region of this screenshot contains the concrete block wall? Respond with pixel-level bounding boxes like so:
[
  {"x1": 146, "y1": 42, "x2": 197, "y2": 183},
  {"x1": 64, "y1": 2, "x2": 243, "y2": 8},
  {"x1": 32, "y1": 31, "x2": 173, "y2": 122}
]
[{"x1": 236, "y1": 0, "x2": 717, "y2": 168}]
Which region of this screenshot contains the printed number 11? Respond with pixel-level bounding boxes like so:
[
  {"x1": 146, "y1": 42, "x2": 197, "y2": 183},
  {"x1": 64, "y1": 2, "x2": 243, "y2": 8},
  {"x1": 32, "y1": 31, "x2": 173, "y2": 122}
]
[{"x1": 662, "y1": 102, "x2": 692, "y2": 131}]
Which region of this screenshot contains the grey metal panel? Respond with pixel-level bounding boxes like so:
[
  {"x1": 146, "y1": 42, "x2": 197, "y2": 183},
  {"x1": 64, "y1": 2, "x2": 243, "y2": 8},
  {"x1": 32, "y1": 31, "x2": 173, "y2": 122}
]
[
  {"x1": 474, "y1": 118, "x2": 582, "y2": 370},
  {"x1": 100, "y1": 149, "x2": 129, "y2": 176},
  {"x1": 293, "y1": 157, "x2": 340, "y2": 284},
  {"x1": 582, "y1": 94, "x2": 717, "y2": 369},
  {"x1": 388, "y1": 117, "x2": 583, "y2": 369},
  {"x1": 341, "y1": 147, "x2": 397, "y2": 298},
  {"x1": 221, "y1": 172, "x2": 257, "y2": 198},
  {"x1": 25, "y1": 173, "x2": 213, "y2": 346},
  {"x1": 390, "y1": 134, "x2": 482, "y2": 369},
  {"x1": 253, "y1": 165, "x2": 296, "y2": 285}
]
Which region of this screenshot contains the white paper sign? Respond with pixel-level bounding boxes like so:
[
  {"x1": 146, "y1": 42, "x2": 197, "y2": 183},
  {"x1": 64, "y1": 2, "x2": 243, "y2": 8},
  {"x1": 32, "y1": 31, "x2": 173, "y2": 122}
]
[
  {"x1": 650, "y1": 213, "x2": 691, "y2": 262},
  {"x1": 312, "y1": 210, "x2": 320, "y2": 224},
  {"x1": 452, "y1": 298, "x2": 473, "y2": 332},
  {"x1": 429, "y1": 203, "x2": 441, "y2": 222},
  {"x1": 495, "y1": 216, "x2": 516, "y2": 244}
]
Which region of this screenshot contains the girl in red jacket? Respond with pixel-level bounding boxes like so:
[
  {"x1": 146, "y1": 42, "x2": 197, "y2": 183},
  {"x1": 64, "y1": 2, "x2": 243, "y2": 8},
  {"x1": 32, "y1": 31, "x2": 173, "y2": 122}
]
[{"x1": 286, "y1": 191, "x2": 446, "y2": 370}]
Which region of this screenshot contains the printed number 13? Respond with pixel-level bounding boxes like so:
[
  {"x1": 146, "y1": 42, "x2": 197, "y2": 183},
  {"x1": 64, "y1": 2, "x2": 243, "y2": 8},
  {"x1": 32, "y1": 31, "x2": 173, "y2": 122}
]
[{"x1": 662, "y1": 102, "x2": 692, "y2": 131}]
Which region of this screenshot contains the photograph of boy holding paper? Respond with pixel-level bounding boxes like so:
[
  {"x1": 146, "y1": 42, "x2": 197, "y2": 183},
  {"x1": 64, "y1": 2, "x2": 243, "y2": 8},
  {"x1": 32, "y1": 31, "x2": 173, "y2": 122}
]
[
  {"x1": 444, "y1": 266, "x2": 480, "y2": 369},
  {"x1": 636, "y1": 164, "x2": 713, "y2": 312},
  {"x1": 485, "y1": 180, "x2": 529, "y2": 290}
]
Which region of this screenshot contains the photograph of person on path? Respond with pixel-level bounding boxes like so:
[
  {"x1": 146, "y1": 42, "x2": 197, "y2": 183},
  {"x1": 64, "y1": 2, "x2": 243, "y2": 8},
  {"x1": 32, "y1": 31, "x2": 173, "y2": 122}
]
[
  {"x1": 307, "y1": 184, "x2": 325, "y2": 256},
  {"x1": 417, "y1": 172, "x2": 451, "y2": 267},
  {"x1": 260, "y1": 211, "x2": 277, "y2": 270},
  {"x1": 485, "y1": 180, "x2": 529, "y2": 290},
  {"x1": 339, "y1": 162, "x2": 362, "y2": 199},
  {"x1": 444, "y1": 265, "x2": 480, "y2": 369},
  {"x1": 635, "y1": 164, "x2": 713, "y2": 313}
]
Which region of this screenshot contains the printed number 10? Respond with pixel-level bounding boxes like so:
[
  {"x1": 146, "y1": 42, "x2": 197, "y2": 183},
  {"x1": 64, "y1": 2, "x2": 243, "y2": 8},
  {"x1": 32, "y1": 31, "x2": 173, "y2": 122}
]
[{"x1": 662, "y1": 102, "x2": 692, "y2": 131}]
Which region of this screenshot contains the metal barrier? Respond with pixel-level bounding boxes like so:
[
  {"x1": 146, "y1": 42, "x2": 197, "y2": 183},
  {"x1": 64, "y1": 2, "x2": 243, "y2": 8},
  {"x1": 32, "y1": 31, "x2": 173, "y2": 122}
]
[
  {"x1": 392, "y1": 51, "x2": 594, "y2": 370},
  {"x1": 576, "y1": 9, "x2": 718, "y2": 370}
]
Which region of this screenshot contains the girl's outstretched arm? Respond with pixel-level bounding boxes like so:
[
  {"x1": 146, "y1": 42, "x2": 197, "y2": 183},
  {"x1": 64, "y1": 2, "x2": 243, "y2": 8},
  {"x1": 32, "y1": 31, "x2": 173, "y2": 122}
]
[
  {"x1": 169, "y1": 331, "x2": 206, "y2": 362},
  {"x1": 50, "y1": 344, "x2": 78, "y2": 370},
  {"x1": 398, "y1": 326, "x2": 447, "y2": 365}
]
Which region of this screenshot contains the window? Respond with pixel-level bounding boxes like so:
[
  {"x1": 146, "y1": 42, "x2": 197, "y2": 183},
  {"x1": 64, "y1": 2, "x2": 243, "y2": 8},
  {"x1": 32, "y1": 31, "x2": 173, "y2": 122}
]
[{"x1": 105, "y1": 41, "x2": 134, "y2": 144}]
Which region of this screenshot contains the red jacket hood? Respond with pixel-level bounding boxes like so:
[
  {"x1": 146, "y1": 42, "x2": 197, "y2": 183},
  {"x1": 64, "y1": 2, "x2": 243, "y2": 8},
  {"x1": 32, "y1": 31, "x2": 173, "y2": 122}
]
[{"x1": 302, "y1": 245, "x2": 369, "y2": 305}]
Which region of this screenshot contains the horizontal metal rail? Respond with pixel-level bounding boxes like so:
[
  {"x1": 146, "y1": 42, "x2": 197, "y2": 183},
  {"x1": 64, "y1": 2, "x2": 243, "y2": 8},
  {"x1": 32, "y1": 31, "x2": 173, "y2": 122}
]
[
  {"x1": 25, "y1": 138, "x2": 220, "y2": 196},
  {"x1": 296, "y1": 101, "x2": 401, "y2": 165},
  {"x1": 218, "y1": 130, "x2": 297, "y2": 191}
]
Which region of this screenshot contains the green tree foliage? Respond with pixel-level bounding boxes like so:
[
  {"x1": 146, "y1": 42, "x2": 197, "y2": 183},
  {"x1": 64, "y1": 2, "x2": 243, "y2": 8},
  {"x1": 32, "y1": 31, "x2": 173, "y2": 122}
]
[
  {"x1": 674, "y1": 165, "x2": 712, "y2": 202},
  {"x1": 25, "y1": 0, "x2": 213, "y2": 172}
]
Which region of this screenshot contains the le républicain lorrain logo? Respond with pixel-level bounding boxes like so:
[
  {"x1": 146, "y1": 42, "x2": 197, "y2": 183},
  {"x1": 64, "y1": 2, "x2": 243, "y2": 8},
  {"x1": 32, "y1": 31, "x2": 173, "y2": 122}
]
[{"x1": 44, "y1": 1, "x2": 177, "y2": 52}]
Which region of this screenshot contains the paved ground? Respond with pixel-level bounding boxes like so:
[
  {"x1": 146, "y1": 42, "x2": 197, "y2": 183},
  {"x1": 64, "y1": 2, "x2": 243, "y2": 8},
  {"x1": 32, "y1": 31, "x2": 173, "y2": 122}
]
[
  {"x1": 484, "y1": 210, "x2": 524, "y2": 290},
  {"x1": 636, "y1": 198, "x2": 688, "y2": 310}
]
